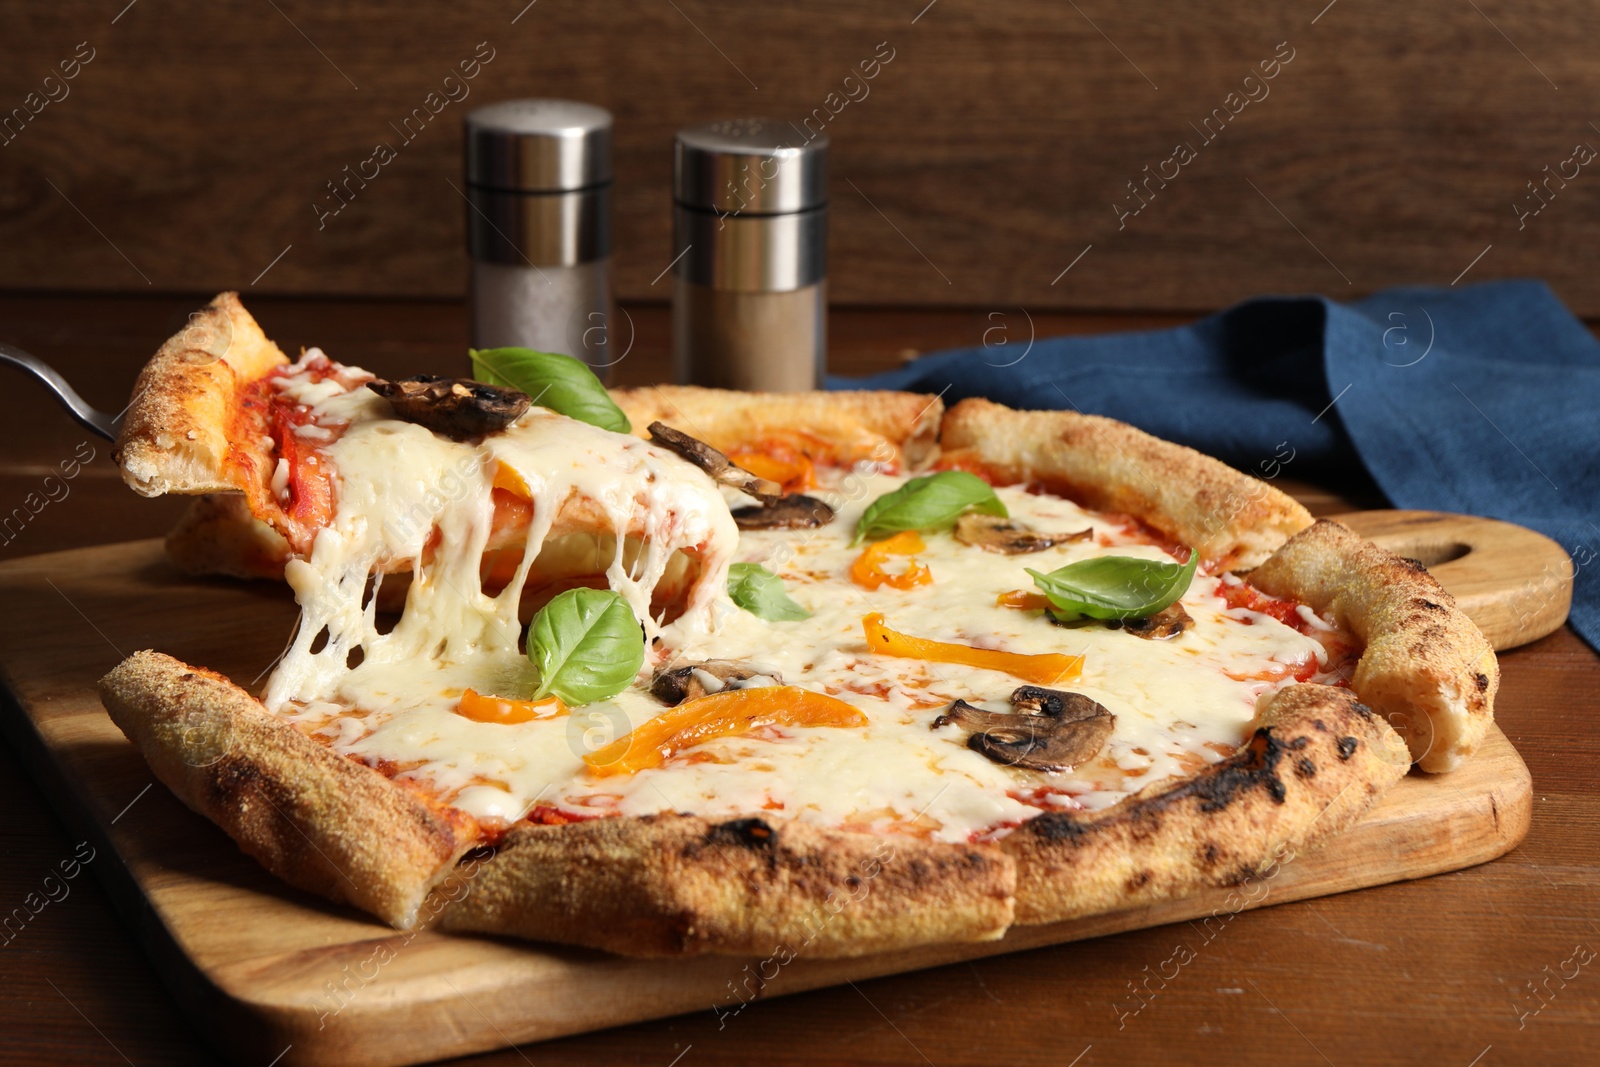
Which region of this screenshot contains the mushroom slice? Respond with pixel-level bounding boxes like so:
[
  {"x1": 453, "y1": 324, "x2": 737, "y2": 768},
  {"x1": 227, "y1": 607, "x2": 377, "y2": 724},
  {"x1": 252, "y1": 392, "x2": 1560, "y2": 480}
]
[
  {"x1": 931, "y1": 698, "x2": 1024, "y2": 733},
  {"x1": 1115, "y1": 602, "x2": 1193, "y2": 640},
  {"x1": 650, "y1": 660, "x2": 782, "y2": 706},
  {"x1": 1009, "y1": 685, "x2": 1113, "y2": 723},
  {"x1": 969, "y1": 714, "x2": 1114, "y2": 773},
  {"x1": 933, "y1": 686, "x2": 1114, "y2": 773},
  {"x1": 366, "y1": 375, "x2": 529, "y2": 440},
  {"x1": 647, "y1": 422, "x2": 782, "y2": 502},
  {"x1": 731, "y1": 494, "x2": 836, "y2": 530},
  {"x1": 953, "y1": 514, "x2": 1092, "y2": 554}
]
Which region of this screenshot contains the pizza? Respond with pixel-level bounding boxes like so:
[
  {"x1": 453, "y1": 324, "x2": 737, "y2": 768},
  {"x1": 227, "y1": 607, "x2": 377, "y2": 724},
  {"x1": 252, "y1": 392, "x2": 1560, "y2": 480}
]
[{"x1": 98, "y1": 292, "x2": 1499, "y2": 958}]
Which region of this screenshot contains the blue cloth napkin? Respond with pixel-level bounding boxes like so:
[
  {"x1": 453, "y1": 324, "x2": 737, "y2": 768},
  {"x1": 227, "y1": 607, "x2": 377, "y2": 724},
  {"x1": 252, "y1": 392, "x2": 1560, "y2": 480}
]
[{"x1": 836, "y1": 280, "x2": 1600, "y2": 651}]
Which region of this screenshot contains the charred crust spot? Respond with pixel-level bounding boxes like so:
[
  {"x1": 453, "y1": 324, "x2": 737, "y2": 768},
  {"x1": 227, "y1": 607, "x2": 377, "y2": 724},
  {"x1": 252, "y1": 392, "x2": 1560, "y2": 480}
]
[
  {"x1": 1175, "y1": 728, "x2": 1289, "y2": 812},
  {"x1": 210, "y1": 755, "x2": 266, "y2": 800},
  {"x1": 1475, "y1": 672, "x2": 1490, "y2": 693},
  {"x1": 1287, "y1": 736, "x2": 1311, "y2": 751},
  {"x1": 1399, "y1": 556, "x2": 1430, "y2": 575},
  {"x1": 1200, "y1": 842, "x2": 1222, "y2": 868},
  {"x1": 208, "y1": 755, "x2": 324, "y2": 840},
  {"x1": 1313, "y1": 718, "x2": 1329, "y2": 733},
  {"x1": 1126, "y1": 869, "x2": 1153, "y2": 891},
  {"x1": 1416, "y1": 598, "x2": 1445, "y2": 612},
  {"x1": 1025, "y1": 811, "x2": 1092, "y2": 845},
  {"x1": 1336, "y1": 736, "x2": 1359, "y2": 760},
  {"x1": 1294, "y1": 757, "x2": 1317, "y2": 779},
  {"x1": 1125, "y1": 808, "x2": 1163, "y2": 844},
  {"x1": 1224, "y1": 865, "x2": 1259, "y2": 887},
  {"x1": 706, "y1": 817, "x2": 777, "y2": 850}
]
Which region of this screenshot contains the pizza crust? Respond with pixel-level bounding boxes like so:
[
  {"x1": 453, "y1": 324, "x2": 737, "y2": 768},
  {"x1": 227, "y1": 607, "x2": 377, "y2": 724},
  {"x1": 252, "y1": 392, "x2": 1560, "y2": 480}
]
[
  {"x1": 116, "y1": 292, "x2": 289, "y2": 498},
  {"x1": 610, "y1": 384, "x2": 943, "y2": 470},
  {"x1": 938, "y1": 398, "x2": 1313, "y2": 570},
  {"x1": 1002, "y1": 683, "x2": 1408, "y2": 925},
  {"x1": 164, "y1": 493, "x2": 291, "y2": 580},
  {"x1": 440, "y1": 814, "x2": 1015, "y2": 958},
  {"x1": 99, "y1": 650, "x2": 474, "y2": 929},
  {"x1": 1248, "y1": 519, "x2": 1499, "y2": 773}
]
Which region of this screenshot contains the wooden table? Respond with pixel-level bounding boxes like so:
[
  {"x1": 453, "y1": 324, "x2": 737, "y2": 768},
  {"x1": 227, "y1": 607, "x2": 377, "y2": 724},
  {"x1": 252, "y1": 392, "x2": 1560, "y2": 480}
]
[{"x1": 1, "y1": 296, "x2": 1595, "y2": 1066}]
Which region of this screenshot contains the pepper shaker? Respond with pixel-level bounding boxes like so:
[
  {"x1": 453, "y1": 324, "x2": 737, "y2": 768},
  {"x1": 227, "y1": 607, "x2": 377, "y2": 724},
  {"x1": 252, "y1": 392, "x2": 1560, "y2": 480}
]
[
  {"x1": 673, "y1": 119, "x2": 828, "y2": 391},
  {"x1": 464, "y1": 100, "x2": 615, "y2": 378}
]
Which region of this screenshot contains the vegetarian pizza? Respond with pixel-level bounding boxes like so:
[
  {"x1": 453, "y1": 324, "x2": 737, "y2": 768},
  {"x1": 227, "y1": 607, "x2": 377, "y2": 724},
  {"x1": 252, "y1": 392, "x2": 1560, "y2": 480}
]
[{"x1": 98, "y1": 293, "x2": 1498, "y2": 958}]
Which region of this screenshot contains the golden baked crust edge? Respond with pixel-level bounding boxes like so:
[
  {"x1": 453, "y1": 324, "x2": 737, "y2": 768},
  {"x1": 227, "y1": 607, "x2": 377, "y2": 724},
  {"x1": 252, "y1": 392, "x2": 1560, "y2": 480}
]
[
  {"x1": 938, "y1": 397, "x2": 1314, "y2": 570},
  {"x1": 115, "y1": 292, "x2": 288, "y2": 498},
  {"x1": 98, "y1": 650, "x2": 473, "y2": 928},
  {"x1": 1249, "y1": 519, "x2": 1499, "y2": 773},
  {"x1": 440, "y1": 814, "x2": 1015, "y2": 958},
  {"x1": 164, "y1": 493, "x2": 291, "y2": 580},
  {"x1": 611, "y1": 383, "x2": 944, "y2": 471},
  {"x1": 1002, "y1": 684, "x2": 1408, "y2": 925}
]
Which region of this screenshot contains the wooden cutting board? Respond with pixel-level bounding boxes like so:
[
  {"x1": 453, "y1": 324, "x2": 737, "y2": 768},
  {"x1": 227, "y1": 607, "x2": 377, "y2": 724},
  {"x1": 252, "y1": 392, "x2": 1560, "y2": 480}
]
[{"x1": 0, "y1": 511, "x2": 1566, "y2": 1067}]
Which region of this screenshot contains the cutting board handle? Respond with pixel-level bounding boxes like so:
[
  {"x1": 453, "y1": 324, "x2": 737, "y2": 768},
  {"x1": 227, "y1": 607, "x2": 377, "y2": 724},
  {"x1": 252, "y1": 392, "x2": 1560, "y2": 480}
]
[{"x1": 1332, "y1": 510, "x2": 1572, "y2": 651}]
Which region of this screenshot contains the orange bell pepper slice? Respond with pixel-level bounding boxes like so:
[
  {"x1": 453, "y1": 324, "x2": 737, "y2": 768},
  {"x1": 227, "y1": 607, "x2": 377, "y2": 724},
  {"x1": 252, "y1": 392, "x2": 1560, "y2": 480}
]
[
  {"x1": 584, "y1": 686, "x2": 867, "y2": 777},
  {"x1": 996, "y1": 590, "x2": 1052, "y2": 611},
  {"x1": 850, "y1": 530, "x2": 934, "y2": 591},
  {"x1": 729, "y1": 448, "x2": 816, "y2": 493},
  {"x1": 493, "y1": 462, "x2": 530, "y2": 497},
  {"x1": 861, "y1": 612, "x2": 1083, "y2": 686},
  {"x1": 456, "y1": 688, "x2": 568, "y2": 725}
]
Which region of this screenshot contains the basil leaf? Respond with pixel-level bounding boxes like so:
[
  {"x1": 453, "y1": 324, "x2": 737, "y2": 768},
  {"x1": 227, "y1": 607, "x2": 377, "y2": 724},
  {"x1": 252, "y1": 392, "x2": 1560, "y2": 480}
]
[
  {"x1": 470, "y1": 347, "x2": 630, "y2": 433},
  {"x1": 854, "y1": 471, "x2": 1007, "y2": 545},
  {"x1": 1026, "y1": 551, "x2": 1199, "y2": 622},
  {"x1": 727, "y1": 563, "x2": 811, "y2": 621},
  {"x1": 528, "y1": 588, "x2": 645, "y2": 704}
]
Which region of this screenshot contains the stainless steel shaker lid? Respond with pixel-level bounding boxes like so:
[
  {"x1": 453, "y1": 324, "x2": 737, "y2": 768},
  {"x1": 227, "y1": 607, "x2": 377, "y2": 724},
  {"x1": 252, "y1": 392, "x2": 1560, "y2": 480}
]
[
  {"x1": 675, "y1": 118, "x2": 828, "y2": 215},
  {"x1": 465, "y1": 99, "x2": 613, "y2": 192}
]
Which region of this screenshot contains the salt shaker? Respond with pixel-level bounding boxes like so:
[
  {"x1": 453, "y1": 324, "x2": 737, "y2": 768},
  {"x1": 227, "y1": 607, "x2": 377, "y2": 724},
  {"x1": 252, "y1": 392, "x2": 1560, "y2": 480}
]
[
  {"x1": 464, "y1": 100, "x2": 615, "y2": 378},
  {"x1": 673, "y1": 119, "x2": 828, "y2": 391}
]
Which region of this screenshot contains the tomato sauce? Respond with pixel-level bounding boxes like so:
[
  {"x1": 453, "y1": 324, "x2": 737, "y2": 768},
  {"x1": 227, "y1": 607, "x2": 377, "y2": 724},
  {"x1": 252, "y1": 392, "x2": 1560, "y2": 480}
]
[
  {"x1": 226, "y1": 355, "x2": 359, "y2": 553},
  {"x1": 1218, "y1": 579, "x2": 1311, "y2": 631},
  {"x1": 523, "y1": 804, "x2": 604, "y2": 827}
]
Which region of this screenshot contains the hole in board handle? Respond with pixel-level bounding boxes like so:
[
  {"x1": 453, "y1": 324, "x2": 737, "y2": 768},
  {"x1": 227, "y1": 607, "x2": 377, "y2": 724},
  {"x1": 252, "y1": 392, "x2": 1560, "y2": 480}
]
[{"x1": 1386, "y1": 540, "x2": 1471, "y2": 568}]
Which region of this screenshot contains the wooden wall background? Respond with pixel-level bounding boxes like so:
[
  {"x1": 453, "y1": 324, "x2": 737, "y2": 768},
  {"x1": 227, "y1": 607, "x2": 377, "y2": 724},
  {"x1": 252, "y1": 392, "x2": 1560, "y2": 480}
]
[{"x1": 2, "y1": 0, "x2": 1598, "y2": 312}]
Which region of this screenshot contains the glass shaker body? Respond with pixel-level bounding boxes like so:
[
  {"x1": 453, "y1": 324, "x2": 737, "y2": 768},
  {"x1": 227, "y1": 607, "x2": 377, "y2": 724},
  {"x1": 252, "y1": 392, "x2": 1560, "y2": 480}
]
[
  {"x1": 467, "y1": 183, "x2": 613, "y2": 375},
  {"x1": 672, "y1": 120, "x2": 828, "y2": 392},
  {"x1": 464, "y1": 100, "x2": 616, "y2": 380},
  {"x1": 472, "y1": 259, "x2": 613, "y2": 371},
  {"x1": 672, "y1": 204, "x2": 826, "y2": 391}
]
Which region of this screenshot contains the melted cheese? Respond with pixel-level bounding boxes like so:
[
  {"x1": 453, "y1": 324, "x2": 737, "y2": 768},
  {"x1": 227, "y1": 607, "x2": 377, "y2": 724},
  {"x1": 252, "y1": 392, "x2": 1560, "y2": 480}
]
[
  {"x1": 259, "y1": 366, "x2": 1342, "y2": 845},
  {"x1": 261, "y1": 360, "x2": 737, "y2": 714}
]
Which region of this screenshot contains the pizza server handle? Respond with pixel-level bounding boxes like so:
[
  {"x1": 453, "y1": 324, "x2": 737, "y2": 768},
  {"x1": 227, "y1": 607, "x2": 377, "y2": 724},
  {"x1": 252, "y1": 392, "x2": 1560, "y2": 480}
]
[{"x1": 0, "y1": 342, "x2": 119, "y2": 442}]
